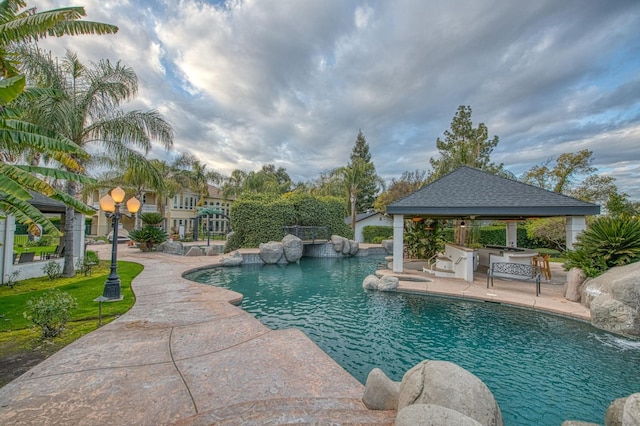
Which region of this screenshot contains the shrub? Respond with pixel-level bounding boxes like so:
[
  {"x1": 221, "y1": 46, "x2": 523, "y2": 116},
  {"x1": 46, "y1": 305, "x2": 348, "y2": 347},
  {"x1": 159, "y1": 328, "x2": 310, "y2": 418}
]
[
  {"x1": 564, "y1": 216, "x2": 640, "y2": 277},
  {"x1": 25, "y1": 236, "x2": 53, "y2": 247},
  {"x1": 42, "y1": 261, "x2": 62, "y2": 280},
  {"x1": 23, "y1": 289, "x2": 78, "y2": 338},
  {"x1": 140, "y1": 212, "x2": 163, "y2": 226},
  {"x1": 129, "y1": 226, "x2": 168, "y2": 251},
  {"x1": 404, "y1": 219, "x2": 446, "y2": 259},
  {"x1": 2, "y1": 270, "x2": 20, "y2": 288},
  {"x1": 362, "y1": 225, "x2": 393, "y2": 243}
]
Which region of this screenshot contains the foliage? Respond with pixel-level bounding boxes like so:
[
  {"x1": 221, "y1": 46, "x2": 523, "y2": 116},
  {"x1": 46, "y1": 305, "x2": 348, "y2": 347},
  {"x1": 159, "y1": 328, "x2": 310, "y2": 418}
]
[
  {"x1": 23, "y1": 289, "x2": 77, "y2": 338},
  {"x1": 520, "y1": 150, "x2": 631, "y2": 214},
  {"x1": 140, "y1": 212, "x2": 163, "y2": 226},
  {"x1": 225, "y1": 192, "x2": 351, "y2": 251},
  {"x1": 75, "y1": 251, "x2": 99, "y2": 276},
  {"x1": 3, "y1": 270, "x2": 20, "y2": 288},
  {"x1": 429, "y1": 105, "x2": 505, "y2": 181},
  {"x1": 42, "y1": 261, "x2": 62, "y2": 280},
  {"x1": 18, "y1": 48, "x2": 174, "y2": 277},
  {"x1": 349, "y1": 130, "x2": 382, "y2": 212},
  {"x1": 564, "y1": 216, "x2": 640, "y2": 277},
  {"x1": 128, "y1": 226, "x2": 168, "y2": 251},
  {"x1": 525, "y1": 218, "x2": 567, "y2": 251},
  {"x1": 362, "y1": 225, "x2": 394, "y2": 243},
  {"x1": 0, "y1": 0, "x2": 116, "y2": 242},
  {"x1": 404, "y1": 219, "x2": 446, "y2": 259},
  {"x1": 25, "y1": 236, "x2": 52, "y2": 247},
  {"x1": 374, "y1": 170, "x2": 427, "y2": 212}
]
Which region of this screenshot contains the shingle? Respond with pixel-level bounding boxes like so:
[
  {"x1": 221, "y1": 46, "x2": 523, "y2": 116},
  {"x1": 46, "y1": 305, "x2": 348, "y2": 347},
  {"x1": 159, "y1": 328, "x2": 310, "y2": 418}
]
[{"x1": 386, "y1": 166, "x2": 600, "y2": 217}]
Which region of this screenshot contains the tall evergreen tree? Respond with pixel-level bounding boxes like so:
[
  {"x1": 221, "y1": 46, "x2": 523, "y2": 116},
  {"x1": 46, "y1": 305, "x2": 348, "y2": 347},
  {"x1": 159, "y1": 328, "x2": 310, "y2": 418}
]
[
  {"x1": 429, "y1": 106, "x2": 504, "y2": 181},
  {"x1": 348, "y1": 130, "x2": 382, "y2": 213}
]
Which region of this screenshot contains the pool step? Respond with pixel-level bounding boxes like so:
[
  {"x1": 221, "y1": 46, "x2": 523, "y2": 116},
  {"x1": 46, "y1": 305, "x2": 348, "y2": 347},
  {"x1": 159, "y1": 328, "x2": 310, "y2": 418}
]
[{"x1": 175, "y1": 397, "x2": 395, "y2": 425}]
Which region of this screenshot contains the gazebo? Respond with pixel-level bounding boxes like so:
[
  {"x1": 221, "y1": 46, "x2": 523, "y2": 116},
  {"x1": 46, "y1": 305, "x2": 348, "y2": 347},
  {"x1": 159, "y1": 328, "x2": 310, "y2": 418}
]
[
  {"x1": 386, "y1": 167, "x2": 600, "y2": 278},
  {"x1": 0, "y1": 192, "x2": 87, "y2": 283}
]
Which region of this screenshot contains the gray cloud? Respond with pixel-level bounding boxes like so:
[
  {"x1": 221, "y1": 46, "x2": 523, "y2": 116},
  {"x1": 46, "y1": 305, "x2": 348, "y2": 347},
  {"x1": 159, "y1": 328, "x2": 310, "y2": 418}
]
[{"x1": 37, "y1": 0, "x2": 640, "y2": 200}]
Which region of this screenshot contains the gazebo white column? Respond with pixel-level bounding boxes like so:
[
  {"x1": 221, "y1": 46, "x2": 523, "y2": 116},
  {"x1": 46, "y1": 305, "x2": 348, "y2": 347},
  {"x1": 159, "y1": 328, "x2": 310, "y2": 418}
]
[
  {"x1": 565, "y1": 216, "x2": 586, "y2": 250},
  {"x1": 392, "y1": 214, "x2": 404, "y2": 273},
  {"x1": 505, "y1": 221, "x2": 518, "y2": 247},
  {"x1": 0, "y1": 215, "x2": 16, "y2": 285}
]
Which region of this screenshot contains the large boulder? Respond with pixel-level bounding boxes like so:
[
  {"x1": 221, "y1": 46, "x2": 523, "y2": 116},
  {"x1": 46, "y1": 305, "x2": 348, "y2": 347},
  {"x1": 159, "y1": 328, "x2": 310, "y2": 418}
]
[
  {"x1": 349, "y1": 240, "x2": 360, "y2": 255},
  {"x1": 378, "y1": 275, "x2": 399, "y2": 292},
  {"x1": 221, "y1": 250, "x2": 243, "y2": 266},
  {"x1": 396, "y1": 404, "x2": 482, "y2": 426},
  {"x1": 606, "y1": 396, "x2": 626, "y2": 426},
  {"x1": 382, "y1": 239, "x2": 393, "y2": 254},
  {"x1": 362, "y1": 368, "x2": 400, "y2": 411},
  {"x1": 565, "y1": 267, "x2": 587, "y2": 302},
  {"x1": 259, "y1": 241, "x2": 284, "y2": 264},
  {"x1": 623, "y1": 393, "x2": 640, "y2": 426},
  {"x1": 581, "y1": 262, "x2": 640, "y2": 338},
  {"x1": 184, "y1": 246, "x2": 203, "y2": 256},
  {"x1": 590, "y1": 296, "x2": 638, "y2": 337},
  {"x1": 331, "y1": 235, "x2": 345, "y2": 252},
  {"x1": 204, "y1": 246, "x2": 218, "y2": 256},
  {"x1": 341, "y1": 239, "x2": 352, "y2": 255},
  {"x1": 363, "y1": 275, "x2": 379, "y2": 290},
  {"x1": 398, "y1": 360, "x2": 503, "y2": 426},
  {"x1": 282, "y1": 234, "x2": 303, "y2": 262},
  {"x1": 158, "y1": 240, "x2": 184, "y2": 255}
]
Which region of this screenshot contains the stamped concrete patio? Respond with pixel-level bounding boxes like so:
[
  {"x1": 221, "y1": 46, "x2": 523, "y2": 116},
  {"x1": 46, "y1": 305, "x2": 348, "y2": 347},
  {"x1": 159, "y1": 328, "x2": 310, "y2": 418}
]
[{"x1": 0, "y1": 244, "x2": 588, "y2": 425}]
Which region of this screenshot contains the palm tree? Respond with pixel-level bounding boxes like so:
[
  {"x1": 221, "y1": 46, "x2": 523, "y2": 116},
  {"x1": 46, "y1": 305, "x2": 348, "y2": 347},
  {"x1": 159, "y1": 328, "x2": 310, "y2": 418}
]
[
  {"x1": 19, "y1": 49, "x2": 174, "y2": 276},
  {"x1": 0, "y1": 0, "x2": 118, "y2": 78},
  {"x1": 172, "y1": 153, "x2": 223, "y2": 206},
  {"x1": 222, "y1": 169, "x2": 247, "y2": 199},
  {"x1": 333, "y1": 159, "x2": 384, "y2": 231},
  {"x1": 0, "y1": 1, "x2": 117, "y2": 235}
]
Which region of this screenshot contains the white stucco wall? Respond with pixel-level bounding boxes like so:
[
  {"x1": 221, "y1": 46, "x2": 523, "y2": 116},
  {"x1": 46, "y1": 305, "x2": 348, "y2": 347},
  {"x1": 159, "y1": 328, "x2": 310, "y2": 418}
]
[{"x1": 354, "y1": 214, "x2": 393, "y2": 243}]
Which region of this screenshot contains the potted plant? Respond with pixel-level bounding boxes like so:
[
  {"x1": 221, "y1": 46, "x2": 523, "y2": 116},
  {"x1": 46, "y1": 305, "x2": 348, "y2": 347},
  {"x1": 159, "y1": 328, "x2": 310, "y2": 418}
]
[{"x1": 129, "y1": 213, "x2": 168, "y2": 251}]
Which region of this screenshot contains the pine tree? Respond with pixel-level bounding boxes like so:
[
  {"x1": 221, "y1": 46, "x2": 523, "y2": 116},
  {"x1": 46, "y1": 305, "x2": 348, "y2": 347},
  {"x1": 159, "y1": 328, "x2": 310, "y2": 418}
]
[
  {"x1": 348, "y1": 130, "x2": 382, "y2": 213},
  {"x1": 429, "y1": 106, "x2": 504, "y2": 181}
]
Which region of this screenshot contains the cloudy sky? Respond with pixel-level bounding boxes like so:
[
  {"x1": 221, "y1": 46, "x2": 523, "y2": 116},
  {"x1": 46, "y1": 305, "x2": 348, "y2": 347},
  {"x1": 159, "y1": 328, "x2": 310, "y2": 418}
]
[{"x1": 36, "y1": 0, "x2": 640, "y2": 200}]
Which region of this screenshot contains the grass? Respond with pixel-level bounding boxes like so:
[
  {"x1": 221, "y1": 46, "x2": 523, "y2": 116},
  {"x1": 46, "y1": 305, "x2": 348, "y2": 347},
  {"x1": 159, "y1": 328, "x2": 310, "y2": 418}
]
[{"x1": 0, "y1": 261, "x2": 143, "y2": 387}]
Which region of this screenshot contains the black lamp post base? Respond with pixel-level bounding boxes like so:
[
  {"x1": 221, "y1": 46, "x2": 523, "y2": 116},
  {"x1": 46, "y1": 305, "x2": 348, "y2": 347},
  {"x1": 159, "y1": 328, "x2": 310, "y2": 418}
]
[{"x1": 103, "y1": 277, "x2": 123, "y2": 300}]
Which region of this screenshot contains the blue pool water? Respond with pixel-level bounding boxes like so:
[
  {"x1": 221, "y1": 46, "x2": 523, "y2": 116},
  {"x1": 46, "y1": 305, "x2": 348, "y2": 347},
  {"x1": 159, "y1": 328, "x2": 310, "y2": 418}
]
[{"x1": 187, "y1": 256, "x2": 640, "y2": 425}]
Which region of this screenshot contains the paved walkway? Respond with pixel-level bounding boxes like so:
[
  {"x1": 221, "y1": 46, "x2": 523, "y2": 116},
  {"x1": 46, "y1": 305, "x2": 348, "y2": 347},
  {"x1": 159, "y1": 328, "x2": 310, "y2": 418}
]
[
  {"x1": 0, "y1": 246, "x2": 394, "y2": 425},
  {"x1": 0, "y1": 245, "x2": 590, "y2": 425}
]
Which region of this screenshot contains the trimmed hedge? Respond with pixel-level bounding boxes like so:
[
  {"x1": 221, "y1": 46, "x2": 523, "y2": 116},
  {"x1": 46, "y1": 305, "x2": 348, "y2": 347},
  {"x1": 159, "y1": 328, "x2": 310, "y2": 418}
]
[
  {"x1": 362, "y1": 225, "x2": 393, "y2": 243},
  {"x1": 225, "y1": 192, "x2": 352, "y2": 252},
  {"x1": 442, "y1": 224, "x2": 537, "y2": 248}
]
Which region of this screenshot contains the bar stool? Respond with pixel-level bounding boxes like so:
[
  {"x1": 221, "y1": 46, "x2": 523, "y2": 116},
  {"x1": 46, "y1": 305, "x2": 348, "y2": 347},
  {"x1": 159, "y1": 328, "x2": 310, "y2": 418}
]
[{"x1": 533, "y1": 253, "x2": 552, "y2": 280}]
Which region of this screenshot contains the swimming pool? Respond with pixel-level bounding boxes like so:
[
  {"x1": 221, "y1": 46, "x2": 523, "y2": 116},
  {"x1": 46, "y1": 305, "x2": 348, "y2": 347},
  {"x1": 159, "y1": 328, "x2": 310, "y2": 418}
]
[{"x1": 187, "y1": 256, "x2": 640, "y2": 425}]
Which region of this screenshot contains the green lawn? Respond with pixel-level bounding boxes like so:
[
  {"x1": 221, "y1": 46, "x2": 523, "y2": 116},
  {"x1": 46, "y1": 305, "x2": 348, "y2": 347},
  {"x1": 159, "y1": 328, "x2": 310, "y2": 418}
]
[{"x1": 0, "y1": 261, "x2": 143, "y2": 387}]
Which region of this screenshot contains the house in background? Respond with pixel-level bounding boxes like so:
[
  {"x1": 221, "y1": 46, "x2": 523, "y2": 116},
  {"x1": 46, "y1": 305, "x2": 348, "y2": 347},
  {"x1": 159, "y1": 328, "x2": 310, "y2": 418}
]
[
  {"x1": 345, "y1": 211, "x2": 392, "y2": 243},
  {"x1": 88, "y1": 185, "x2": 233, "y2": 240}
]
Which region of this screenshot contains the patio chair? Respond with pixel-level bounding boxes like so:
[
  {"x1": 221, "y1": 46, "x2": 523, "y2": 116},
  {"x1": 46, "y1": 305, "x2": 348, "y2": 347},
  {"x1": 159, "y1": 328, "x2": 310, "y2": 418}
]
[
  {"x1": 532, "y1": 254, "x2": 552, "y2": 281},
  {"x1": 18, "y1": 252, "x2": 35, "y2": 263}
]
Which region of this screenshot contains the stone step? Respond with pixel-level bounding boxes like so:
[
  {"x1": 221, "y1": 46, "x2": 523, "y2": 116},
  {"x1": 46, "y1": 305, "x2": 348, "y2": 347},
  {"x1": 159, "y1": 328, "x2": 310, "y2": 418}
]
[{"x1": 175, "y1": 397, "x2": 395, "y2": 425}]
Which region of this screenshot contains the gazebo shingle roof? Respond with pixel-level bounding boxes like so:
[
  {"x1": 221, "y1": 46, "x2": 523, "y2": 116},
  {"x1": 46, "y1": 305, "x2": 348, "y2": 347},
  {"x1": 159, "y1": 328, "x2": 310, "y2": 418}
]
[{"x1": 386, "y1": 166, "x2": 600, "y2": 218}]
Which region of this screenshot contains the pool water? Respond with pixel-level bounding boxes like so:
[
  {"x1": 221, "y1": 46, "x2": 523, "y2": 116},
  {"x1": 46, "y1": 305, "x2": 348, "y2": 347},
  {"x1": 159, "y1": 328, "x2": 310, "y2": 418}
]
[{"x1": 188, "y1": 256, "x2": 640, "y2": 425}]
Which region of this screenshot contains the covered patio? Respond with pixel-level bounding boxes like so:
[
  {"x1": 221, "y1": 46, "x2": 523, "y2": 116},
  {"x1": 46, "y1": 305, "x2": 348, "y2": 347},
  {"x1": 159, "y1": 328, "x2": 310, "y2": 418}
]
[
  {"x1": 0, "y1": 192, "x2": 86, "y2": 283},
  {"x1": 386, "y1": 167, "x2": 600, "y2": 282}
]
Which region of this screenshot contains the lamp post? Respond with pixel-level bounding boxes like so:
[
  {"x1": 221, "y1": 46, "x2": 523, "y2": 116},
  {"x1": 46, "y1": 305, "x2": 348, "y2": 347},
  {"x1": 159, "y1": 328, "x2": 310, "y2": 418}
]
[{"x1": 99, "y1": 187, "x2": 141, "y2": 300}]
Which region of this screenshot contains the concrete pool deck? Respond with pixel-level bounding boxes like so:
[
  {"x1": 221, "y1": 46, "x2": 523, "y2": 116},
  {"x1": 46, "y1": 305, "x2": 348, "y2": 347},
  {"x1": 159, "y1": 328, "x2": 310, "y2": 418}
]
[{"x1": 0, "y1": 245, "x2": 589, "y2": 424}]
